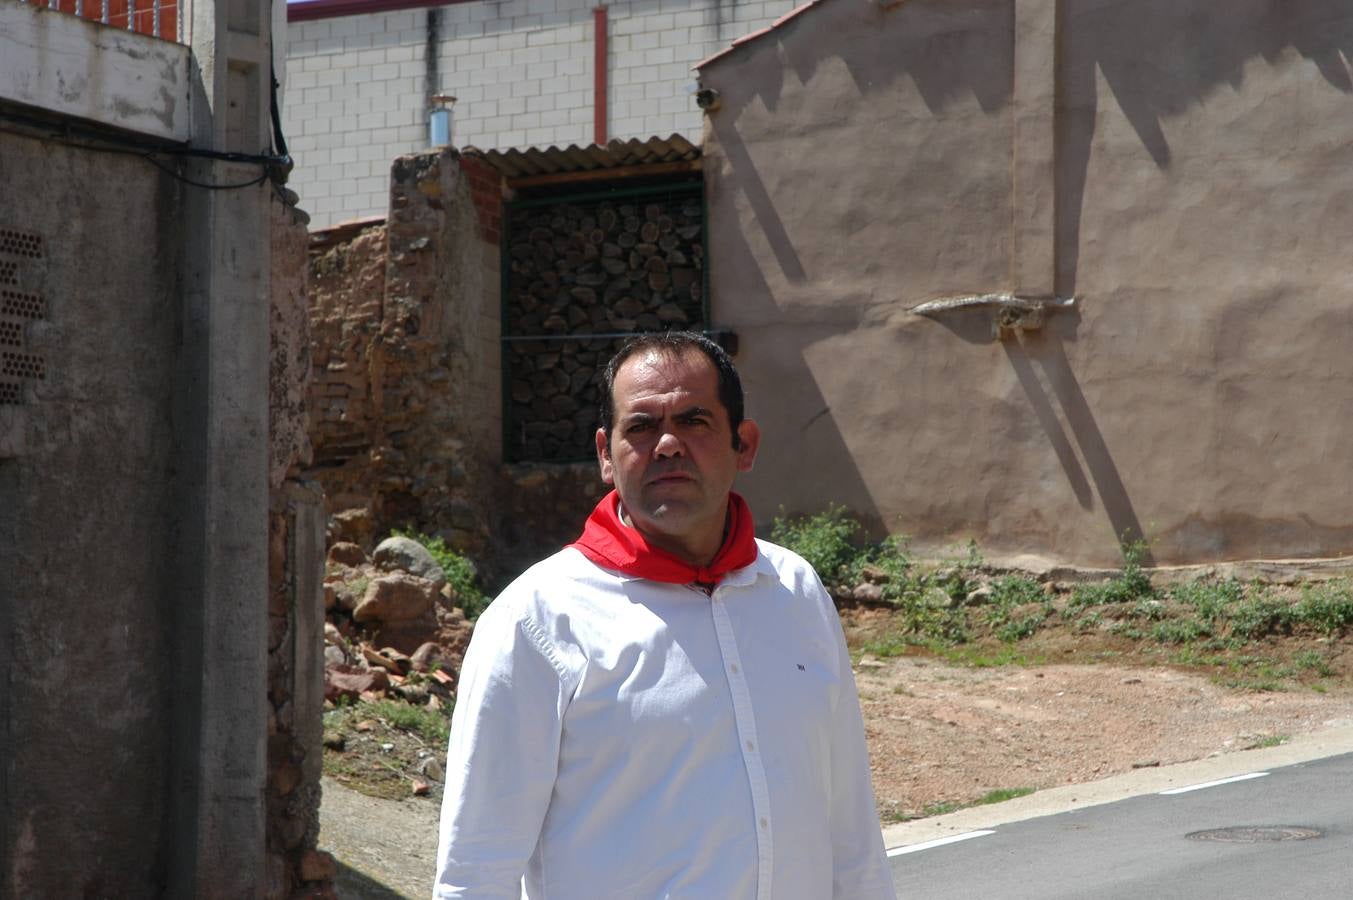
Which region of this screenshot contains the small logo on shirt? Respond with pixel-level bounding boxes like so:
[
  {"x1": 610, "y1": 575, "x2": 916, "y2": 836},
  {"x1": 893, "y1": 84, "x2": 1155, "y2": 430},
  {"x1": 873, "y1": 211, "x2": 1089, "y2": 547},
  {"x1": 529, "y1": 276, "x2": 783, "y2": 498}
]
[{"x1": 796, "y1": 663, "x2": 806, "y2": 671}]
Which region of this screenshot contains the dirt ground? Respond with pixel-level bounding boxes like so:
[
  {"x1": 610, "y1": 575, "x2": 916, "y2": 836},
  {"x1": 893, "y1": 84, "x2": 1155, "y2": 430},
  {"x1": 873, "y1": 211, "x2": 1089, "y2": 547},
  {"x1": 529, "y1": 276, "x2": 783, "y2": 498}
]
[
  {"x1": 320, "y1": 646, "x2": 1353, "y2": 898},
  {"x1": 854, "y1": 654, "x2": 1353, "y2": 822}
]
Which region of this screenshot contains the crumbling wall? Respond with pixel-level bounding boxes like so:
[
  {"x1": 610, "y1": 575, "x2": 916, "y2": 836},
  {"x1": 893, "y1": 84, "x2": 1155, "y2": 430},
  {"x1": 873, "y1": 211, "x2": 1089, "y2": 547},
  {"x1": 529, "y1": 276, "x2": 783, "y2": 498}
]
[
  {"x1": 304, "y1": 150, "x2": 502, "y2": 560},
  {"x1": 304, "y1": 150, "x2": 624, "y2": 580},
  {"x1": 266, "y1": 197, "x2": 334, "y2": 898}
]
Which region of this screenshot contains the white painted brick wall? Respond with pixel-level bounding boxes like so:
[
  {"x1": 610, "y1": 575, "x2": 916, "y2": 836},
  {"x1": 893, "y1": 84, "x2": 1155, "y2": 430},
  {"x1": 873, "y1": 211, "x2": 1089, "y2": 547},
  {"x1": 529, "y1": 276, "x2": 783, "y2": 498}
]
[{"x1": 284, "y1": 0, "x2": 789, "y2": 228}]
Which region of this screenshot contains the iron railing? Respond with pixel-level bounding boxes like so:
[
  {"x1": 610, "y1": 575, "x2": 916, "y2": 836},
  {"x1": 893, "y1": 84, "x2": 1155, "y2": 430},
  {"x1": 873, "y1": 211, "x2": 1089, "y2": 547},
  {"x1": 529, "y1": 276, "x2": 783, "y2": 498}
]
[{"x1": 19, "y1": 0, "x2": 183, "y2": 43}]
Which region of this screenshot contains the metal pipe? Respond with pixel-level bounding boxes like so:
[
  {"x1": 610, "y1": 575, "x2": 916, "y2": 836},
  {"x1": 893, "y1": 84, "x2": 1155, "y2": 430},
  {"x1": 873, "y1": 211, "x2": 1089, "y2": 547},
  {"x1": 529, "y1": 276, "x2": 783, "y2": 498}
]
[{"x1": 593, "y1": 6, "x2": 608, "y2": 146}]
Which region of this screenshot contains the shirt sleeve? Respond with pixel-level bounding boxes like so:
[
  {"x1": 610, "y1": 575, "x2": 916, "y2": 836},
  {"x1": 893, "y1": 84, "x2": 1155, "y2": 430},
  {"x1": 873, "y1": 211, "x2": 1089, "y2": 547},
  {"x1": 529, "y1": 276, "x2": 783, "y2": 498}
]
[
  {"x1": 433, "y1": 598, "x2": 579, "y2": 899},
  {"x1": 827, "y1": 603, "x2": 899, "y2": 900}
]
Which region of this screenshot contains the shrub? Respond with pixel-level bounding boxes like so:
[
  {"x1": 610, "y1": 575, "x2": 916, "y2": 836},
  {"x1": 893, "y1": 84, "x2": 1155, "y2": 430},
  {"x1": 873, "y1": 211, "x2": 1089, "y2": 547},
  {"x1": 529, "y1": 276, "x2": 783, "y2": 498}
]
[
  {"x1": 1294, "y1": 580, "x2": 1353, "y2": 634},
  {"x1": 1228, "y1": 590, "x2": 1294, "y2": 640},
  {"x1": 770, "y1": 505, "x2": 862, "y2": 585},
  {"x1": 1067, "y1": 540, "x2": 1155, "y2": 610},
  {"x1": 1171, "y1": 578, "x2": 1242, "y2": 623},
  {"x1": 391, "y1": 529, "x2": 492, "y2": 620}
]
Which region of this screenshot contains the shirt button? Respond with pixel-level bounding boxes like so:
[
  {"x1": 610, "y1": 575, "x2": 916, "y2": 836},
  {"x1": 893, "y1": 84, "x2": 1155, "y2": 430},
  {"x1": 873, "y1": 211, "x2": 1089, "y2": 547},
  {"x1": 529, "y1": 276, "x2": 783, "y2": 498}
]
[
  {"x1": 730, "y1": 663, "x2": 740, "y2": 674},
  {"x1": 759, "y1": 817, "x2": 769, "y2": 829},
  {"x1": 745, "y1": 740, "x2": 755, "y2": 752}
]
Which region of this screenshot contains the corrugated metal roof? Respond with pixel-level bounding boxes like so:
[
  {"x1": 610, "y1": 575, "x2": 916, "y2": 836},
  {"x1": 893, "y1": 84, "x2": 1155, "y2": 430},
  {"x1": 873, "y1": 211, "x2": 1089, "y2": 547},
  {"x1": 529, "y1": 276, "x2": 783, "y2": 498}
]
[{"x1": 465, "y1": 134, "x2": 700, "y2": 179}]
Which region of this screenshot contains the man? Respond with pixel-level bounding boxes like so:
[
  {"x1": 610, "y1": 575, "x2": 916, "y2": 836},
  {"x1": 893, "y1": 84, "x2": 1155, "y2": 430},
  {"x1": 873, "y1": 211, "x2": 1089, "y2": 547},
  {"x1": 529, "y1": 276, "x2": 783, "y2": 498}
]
[{"x1": 434, "y1": 332, "x2": 896, "y2": 899}]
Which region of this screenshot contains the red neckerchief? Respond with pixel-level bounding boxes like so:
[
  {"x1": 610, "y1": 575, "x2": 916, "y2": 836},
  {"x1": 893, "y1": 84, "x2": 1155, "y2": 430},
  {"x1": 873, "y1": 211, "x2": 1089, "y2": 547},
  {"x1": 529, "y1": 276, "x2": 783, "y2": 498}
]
[{"x1": 569, "y1": 489, "x2": 758, "y2": 585}]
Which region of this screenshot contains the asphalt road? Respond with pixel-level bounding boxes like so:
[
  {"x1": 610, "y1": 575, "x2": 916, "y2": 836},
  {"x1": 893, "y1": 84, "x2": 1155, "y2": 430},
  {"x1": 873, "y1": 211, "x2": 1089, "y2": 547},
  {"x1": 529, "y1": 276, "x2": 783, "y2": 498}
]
[{"x1": 889, "y1": 752, "x2": 1353, "y2": 899}]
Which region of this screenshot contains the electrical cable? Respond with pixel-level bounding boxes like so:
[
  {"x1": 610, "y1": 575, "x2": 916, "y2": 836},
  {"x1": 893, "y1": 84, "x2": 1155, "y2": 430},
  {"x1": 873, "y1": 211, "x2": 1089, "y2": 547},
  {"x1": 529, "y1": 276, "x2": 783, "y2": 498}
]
[{"x1": 0, "y1": 77, "x2": 295, "y2": 191}]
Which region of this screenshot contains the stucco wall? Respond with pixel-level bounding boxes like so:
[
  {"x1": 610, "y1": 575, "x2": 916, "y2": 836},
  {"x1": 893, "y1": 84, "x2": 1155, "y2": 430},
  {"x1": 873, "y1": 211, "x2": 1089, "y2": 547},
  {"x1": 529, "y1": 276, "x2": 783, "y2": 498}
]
[
  {"x1": 0, "y1": 129, "x2": 182, "y2": 897},
  {"x1": 700, "y1": 0, "x2": 1353, "y2": 566}
]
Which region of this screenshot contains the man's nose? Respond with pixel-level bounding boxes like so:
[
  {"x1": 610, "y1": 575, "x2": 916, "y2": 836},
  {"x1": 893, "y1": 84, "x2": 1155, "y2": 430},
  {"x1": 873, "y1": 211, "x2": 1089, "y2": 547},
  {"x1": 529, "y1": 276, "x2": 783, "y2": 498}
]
[{"x1": 654, "y1": 428, "x2": 685, "y2": 457}]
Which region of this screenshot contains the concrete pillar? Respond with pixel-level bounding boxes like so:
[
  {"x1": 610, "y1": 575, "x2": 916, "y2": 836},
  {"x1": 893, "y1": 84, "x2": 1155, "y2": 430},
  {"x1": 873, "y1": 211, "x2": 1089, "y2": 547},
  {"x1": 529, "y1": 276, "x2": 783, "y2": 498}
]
[
  {"x1": 1011, "y1": 0, "x2": 1059, "y2": 297},
  {"x1": 169, "y1": 0, "x2": 276, "y2": 894}
]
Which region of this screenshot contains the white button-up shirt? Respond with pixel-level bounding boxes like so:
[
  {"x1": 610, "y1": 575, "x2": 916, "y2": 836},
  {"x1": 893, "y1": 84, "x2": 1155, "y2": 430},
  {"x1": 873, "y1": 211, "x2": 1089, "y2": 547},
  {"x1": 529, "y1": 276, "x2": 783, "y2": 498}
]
[{"x1": 434, "y1": 540, "x2": 897, "y2": 900}]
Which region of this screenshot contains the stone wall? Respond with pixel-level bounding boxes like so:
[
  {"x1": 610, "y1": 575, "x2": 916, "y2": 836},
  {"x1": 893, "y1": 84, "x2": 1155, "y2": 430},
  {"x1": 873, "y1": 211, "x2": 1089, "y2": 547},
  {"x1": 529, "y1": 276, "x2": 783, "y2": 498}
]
[{"x1": 305, "y1": 149, "x2": 504, "y2": 562}]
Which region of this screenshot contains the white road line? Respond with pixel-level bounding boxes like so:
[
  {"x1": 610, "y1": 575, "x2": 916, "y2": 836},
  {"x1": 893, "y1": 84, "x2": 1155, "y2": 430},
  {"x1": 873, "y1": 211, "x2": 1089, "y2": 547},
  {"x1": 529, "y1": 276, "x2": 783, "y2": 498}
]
[
  {"x1": 1160, "y1": 771, "x2": 1269, "y2": 795},
  {"x1": 886, "y1": 830, "x2": 996, "y2": 857}
]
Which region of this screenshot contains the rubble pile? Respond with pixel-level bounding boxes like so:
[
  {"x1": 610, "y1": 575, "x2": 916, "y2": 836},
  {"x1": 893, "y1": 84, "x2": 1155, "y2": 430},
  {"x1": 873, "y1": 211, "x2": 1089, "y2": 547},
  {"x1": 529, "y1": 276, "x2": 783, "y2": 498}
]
[{"x1": 322, "y1": 536, "x2": 474, "y2": 710}]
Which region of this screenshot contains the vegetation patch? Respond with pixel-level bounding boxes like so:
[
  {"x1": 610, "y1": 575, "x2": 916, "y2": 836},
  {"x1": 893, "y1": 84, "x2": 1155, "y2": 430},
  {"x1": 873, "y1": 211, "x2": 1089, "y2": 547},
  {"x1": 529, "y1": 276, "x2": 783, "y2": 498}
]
[{"x1": 770, "y1": 508, "x2": 1353, "y2": 693}]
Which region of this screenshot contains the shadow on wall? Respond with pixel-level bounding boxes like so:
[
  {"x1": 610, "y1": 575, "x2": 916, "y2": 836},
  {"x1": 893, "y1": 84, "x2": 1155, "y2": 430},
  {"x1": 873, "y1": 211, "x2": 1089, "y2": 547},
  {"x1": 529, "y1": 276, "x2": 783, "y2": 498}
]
[
  {"x1": 708, "y1": 143, "x2": 886, "y2": 536},
  {"x1": 1002, "y1": 319, "x2": 1152, "y2": 565},
  {"x1": 708, "y1": 0, "x2": 1014, "y2": 292},
  {"x1": 1056, "y1": 0, "x2": 1353, "y2": 295}
]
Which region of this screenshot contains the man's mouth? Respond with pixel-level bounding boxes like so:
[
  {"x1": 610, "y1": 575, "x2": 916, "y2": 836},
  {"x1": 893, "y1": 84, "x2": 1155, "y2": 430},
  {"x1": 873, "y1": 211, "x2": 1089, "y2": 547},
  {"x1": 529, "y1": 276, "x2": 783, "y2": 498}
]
[{"x1": 647, "y1": 470, "x2": 695, "y2": 486}]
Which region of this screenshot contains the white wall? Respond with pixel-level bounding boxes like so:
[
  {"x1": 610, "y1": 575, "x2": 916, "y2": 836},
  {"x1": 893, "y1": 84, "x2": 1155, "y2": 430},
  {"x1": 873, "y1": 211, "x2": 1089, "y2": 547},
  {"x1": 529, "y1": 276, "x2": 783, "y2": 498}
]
[{"x1": 284, "y1": 0, "x2": 794, "y2": 227}]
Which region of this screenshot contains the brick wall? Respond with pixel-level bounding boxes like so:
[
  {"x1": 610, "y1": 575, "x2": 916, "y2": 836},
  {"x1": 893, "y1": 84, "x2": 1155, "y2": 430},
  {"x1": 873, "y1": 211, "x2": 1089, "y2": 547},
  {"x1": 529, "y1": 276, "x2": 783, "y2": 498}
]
[{"x1": 283, "y1": 0, "x2": 794, "y2": 228}]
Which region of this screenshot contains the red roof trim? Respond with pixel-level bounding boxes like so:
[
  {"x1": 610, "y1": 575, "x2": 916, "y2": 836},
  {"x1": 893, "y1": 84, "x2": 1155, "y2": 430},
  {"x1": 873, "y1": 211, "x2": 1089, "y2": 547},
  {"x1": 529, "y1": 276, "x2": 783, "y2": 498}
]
[{"x1": 287, "y1": 0, "x2": 475, "y2": 23}]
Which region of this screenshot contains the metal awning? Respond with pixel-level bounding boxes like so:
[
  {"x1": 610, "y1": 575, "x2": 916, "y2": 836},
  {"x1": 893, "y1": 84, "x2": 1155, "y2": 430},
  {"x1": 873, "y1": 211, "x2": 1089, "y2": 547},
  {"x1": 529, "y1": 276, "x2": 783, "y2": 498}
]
[{"x1": 465, "y1": 134, "x2": 701, "y2": 188}]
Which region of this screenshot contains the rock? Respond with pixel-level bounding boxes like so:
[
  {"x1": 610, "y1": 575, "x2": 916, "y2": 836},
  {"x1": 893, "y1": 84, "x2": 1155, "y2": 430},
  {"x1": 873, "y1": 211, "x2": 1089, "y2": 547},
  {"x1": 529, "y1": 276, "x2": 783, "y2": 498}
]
[
  {"x1": 857, "y1": 655, "x2": 887, "y2": 669},
  {"x1": 323, "y1": 583, "x2": 337, "y2": 611},
  {"x1": 394, "y1": 682, "x2": 430, "y2": 705},
  {"x1": 924, "y1": 586, "x2": 954, "y2": 608},
  {"x1": 353, "y1": 573, "x2": 438, "y2": 623},
  {"x1": 329, "y1": 507, "x2": 373, "y2": 546},
  {"x1": 410, "y1": 641, "x2": 443, "y2": 673},
  {"x1": 323, "y1": 622, "x2": 345, "y2": 645},
  {"x1": 362, "y1": 646, "x2": 404, "y2": 673},
  {"x1": 411, "y1": 779, "x2": 431, "y2": 797},
  {"x1": 324, "y1": 665, "x2": 389, "y2": 702},
  {"x1": 418, "y1": 755, "x2": 444, "y2": 782},
  {"x1": 860, "y1": 563, "x2": 891, "y2": 584},
  {"x1": 322, "y1": 731, "x2": 346, "y2": 751},
  {"x1": 852, "y1": 582, "x2": 886, "y2": 604},
  {"x1": 299, "y1": 850, "x2": 338, "y2": 883},
  {"x1": 965, "y1": 586, "x2": 993, "y2": 605},
  {"x1": 372, "y1": 613, "x2": 441, "y2": 657},
  {"x1": 372, "y1": 536, "x2": 446, "y2": 584},
  {"x1": 327, "y1": 542, "x2": 367, "y2": 567},
  {"x1": 323, "y1": 644, "x2": 349, "y2": 667}
]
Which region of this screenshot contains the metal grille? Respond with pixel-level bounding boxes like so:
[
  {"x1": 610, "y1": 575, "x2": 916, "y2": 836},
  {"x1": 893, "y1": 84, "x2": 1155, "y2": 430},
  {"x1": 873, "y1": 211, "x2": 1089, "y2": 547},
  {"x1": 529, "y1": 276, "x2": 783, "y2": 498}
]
[
  {"x1": 501, "y1": 179, "x2": 706, "y2": 463},
  {"x1": 1, "y1": 291, "x2": 44, "y2": 320},
  {"x1": 0, "y1": 229, "x2": 47, "y2": 407},
  {"x1": 0, "y1": 230, "x2": 42, "y2": 259},
  {"x1": 1, "y1": 352, "x2": 45, "y2": 380}
]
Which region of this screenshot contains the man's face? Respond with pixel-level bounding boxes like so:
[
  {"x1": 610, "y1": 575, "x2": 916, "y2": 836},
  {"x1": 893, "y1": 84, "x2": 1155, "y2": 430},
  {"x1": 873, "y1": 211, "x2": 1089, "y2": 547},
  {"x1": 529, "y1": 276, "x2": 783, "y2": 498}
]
[{"x1": 596, "y1": 349, "x2": 760, "y2": 565}]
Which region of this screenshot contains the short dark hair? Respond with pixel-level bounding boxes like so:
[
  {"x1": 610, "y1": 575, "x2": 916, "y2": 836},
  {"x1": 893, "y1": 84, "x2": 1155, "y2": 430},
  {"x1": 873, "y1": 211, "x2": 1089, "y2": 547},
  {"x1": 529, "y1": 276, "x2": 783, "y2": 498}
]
[{"x1": 599, "y1": 331, "x2": 745, "y2": 450}]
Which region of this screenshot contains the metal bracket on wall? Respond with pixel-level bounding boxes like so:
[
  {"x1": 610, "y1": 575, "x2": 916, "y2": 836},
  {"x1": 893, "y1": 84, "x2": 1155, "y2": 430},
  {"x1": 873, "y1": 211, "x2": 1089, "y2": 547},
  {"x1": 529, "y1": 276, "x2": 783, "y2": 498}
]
[{"x1": 909, "y1": 293, "x2": 1076, "y2": 341}]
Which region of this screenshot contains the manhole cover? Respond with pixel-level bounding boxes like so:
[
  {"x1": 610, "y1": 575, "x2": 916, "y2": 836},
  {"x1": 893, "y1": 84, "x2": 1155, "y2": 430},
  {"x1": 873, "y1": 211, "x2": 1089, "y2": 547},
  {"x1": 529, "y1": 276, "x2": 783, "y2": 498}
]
[{"x1": 1186, "y1": 826, "x2": 1323, "y2": 844}]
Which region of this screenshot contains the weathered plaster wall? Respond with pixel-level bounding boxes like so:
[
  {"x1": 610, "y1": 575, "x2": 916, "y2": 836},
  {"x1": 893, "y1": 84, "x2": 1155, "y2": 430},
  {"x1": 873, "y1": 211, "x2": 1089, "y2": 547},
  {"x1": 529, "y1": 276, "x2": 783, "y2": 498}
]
[
  {"x1": 0, "y1": 129, "x2": 181, "y2": 897},
  {"x1": 700, "y1": 0, "x2": 1353, "y2": 566}
]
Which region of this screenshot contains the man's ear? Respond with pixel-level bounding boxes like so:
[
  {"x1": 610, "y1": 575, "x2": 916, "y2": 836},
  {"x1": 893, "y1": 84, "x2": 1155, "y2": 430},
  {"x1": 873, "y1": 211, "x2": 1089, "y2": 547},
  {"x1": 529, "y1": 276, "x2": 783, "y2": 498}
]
[
  {"x1": 595, "y1": 427, "x2": 615, "y2": 484},
  {"x1": 735, "y1": 419, "x2": 760, "y2": 473}
]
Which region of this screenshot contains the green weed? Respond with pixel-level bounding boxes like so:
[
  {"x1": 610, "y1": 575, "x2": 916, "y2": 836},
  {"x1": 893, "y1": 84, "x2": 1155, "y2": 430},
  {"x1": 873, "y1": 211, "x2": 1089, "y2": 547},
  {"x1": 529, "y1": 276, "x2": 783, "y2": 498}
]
[
  {"x1": 771, "y1": 505, "x2": 862, "y2": 586},
  {"x1": 1171, "y1": 578, "x2": 1242, "y2": 623},
  {"x1": 1294, "y1": 581, "x2": 1353, "y2": 633}
]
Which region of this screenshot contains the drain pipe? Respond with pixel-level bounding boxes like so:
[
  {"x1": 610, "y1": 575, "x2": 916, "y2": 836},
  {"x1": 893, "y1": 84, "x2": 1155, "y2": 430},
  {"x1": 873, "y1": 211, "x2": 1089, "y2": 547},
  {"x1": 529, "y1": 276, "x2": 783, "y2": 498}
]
[{"x1": 593, "y1": 5, "x2": 608, "y2": 145}]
